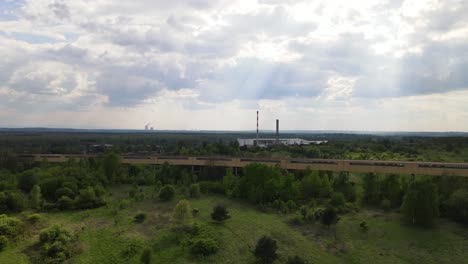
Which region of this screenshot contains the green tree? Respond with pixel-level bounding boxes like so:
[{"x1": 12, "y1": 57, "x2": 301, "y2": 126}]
[
  {"x1": 223, "y1": 168, "x2": 239, "y2": 198},
  {"x1": 301, "y1": 171, "x2": 322, "y2": 199},
  {"x1": 363, "y1": 173, "x2": 381, "y2": 205},
  {"x1": 170, "y1": 199, "x2": 192, "y2": 229},
  {"x1": 446, "y1": 189, "x2": 468, "y2": 225},
  {"x1": 380, "y1": 174, "x2": 402, "y2": 207},
  {"x1": 321, "y1": 207, "x2": 339, "y2": 229},
  {"x1": 189, "y1": 183, "x2": 201, "y2": 198},
  {"x1": 254, "y1": 236, "x2": 278, "y2": 264},
  {"x1": 0, "y1": 235, "x2": 7, "y2": 251},
  {"x1": 333, "y1": 172, "x2": 356, "y2": 201},
  {"x1": 30, "y1": 185, "x2": 42, "y2": 210},
  {"x1": 211, "y1": 205, "x2": 230, "y2": 222},
  {"x1": 238, "y1": 164, "x2": 282, "y2": 204},
  {"x1": 330, "y1": 192, "x2": 345, "y2": 208},
  {"x1": 401, "y1": 180, "x2": 439, "y2": 227},
  {"x1": 102, "y1": 153, "x2": 120, "y2": 183},
  {"x1": 140, "y1": 248, "x2": 152, "y2": 264},
  {"x1": 159, "y1": 185, "x2": 175, "y2": 201},
  {"x1": 319, "y1": 174, "x2": 333, "y2": 198},
  {"x1": 17, "y1": 169, "x2": 38, "y2": 193}
]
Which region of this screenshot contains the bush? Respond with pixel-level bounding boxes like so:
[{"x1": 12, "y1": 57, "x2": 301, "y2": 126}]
[
  {"x1": 380, "y1": 199, "x2": 391, "y2": 211},
  {"x1": 75, "y1": 187, "x2": 105, "y2": 209},
  {"x1": 159, "y1": 185, "x2": 175, "y2": 201},
  {"x1": 189, "y1": 237, "x2": 219, "y2": 256},
  {"x1": 55, "y1": 187, "x2": 75, "y2": 200},
  {"x1": 401, "y1": 180, "x2": 439, "y2": 227},
  {"x1": 134, "y1": 212, "x2": 147, "y2": 224},
  {"x1": 38, "y1": 225, "x2": 76, "y2": 263},
  {"x1": 286, "y1": 200, "x2": 297, "y2": 211},
  {"x1": 189, "y1": 184, "x2": 201, "y2": 198},
  {"x1": 330, "y1": 192, "x2": 346, "y2": 208},
  {"x1": 359, "y1": 221, "x2": 369, "y2": 232},
  {"x1": 27, "y1": 214, "x2": 42, "y2": 224},
  {"x1": 0, "y1": 214, "x2": 24, "y2": 238},
  {"x1": 286, "y1": 255, "x2": 306, "y2": 264},
  {"x1": 199, "y1": 181, "x2": 225, "y2": 195},
  {"x1": 308, "y1": 207, "x2": 326, "y2": 222},
  {"x1": 141, "y1": 248, "x2": 152, "y2": 264},
  {"x1": 0, "y1": 235, "x2": 8, "y2": 251},
  {"x1": 288, "y1": 212, "x2": 304, "y2": 226},
  {"x1": 446, "y1": 189, "x2": 468, "y2": 225},
  {"x1": 170, "y1": 199, "x2": 192, "y2": 229},
  {"x1": 254, "y1": 236, "x2": 278, "y2": 264},
  {"x1": 121, "y1": 242, "x2": 141, "y2": 259},
  {"x1": 211, "y1": 205, "x2": 230, "y2": 222},
  {"x1": 119, "y1": 199, "x2": 130, "y2": 210},
  {"x1": 57, "y1": 196, "x2": 74, "y2": 210},
  {"x1": 321, "y1": 207, "x2": 339, "y2": 228}
]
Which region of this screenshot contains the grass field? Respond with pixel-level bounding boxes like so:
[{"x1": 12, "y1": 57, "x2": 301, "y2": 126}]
[{"x1": 1, "y1": 186, "x2": 467, "y2": 264}]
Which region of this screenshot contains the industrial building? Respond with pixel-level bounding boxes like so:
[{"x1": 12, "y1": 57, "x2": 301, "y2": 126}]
[
  {"x1": 237, "y1": 112, "x2": 328, "y2": 147},
  {"x1": 237, "y1": 138, "x2": 327, "y2": 147}
]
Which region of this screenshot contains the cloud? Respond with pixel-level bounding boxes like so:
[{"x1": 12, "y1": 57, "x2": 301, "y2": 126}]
[{"x1": 1, "y1": 0, "x2": 468, "y2": 130}]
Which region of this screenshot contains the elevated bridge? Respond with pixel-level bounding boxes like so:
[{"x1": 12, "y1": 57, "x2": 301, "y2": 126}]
[{"x1": 17, "y1": 154, "x2": 468, "y2": 177}]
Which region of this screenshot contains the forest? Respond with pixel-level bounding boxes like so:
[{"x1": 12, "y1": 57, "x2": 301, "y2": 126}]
[{"x1": 1, "y1": 132, "x2": 468, "y2": 263}]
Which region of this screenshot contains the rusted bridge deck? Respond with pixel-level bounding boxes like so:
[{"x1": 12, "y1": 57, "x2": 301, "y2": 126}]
[{"x1": 18, "y1": 154, "x2": 468, "y2": 177}]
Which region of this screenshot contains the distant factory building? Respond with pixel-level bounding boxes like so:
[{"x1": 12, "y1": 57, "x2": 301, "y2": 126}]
[
  {"x1": 237, "y1": 138, "x2": 327, "y2": 147},
  {"x1": 240, "y1": 112, "x2": 328, "y2": 147}
]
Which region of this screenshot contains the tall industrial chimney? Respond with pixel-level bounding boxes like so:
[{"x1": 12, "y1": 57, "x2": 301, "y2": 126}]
[
  {"x1": 256, "y1": 111, "x2": 259, "y2": 146},
  {"x1": 276, "y1": 119, "x2": 279, "y2": 144}
]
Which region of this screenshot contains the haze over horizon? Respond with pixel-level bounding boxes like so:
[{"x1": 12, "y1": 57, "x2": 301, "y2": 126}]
[{"x1": 1, "y1": 0, "x2": 468, "y2": 131}]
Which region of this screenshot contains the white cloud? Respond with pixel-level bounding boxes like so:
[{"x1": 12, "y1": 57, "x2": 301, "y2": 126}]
[{"x1": 0, "y1": 0, "x2": 468, "y2": 131}]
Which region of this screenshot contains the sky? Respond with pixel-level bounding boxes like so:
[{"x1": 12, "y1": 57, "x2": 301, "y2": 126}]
[{"x1": 0, "y1": 0, "x2": 468, "y2": 131}]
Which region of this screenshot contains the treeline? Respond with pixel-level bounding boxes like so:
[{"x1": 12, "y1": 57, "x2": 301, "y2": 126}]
[
  {"x1": 2, "y1": 132, "x2": 468, "y2": 162},
  {"x1": 1, "y1": 153, "x2": 468, "y2": 228}
]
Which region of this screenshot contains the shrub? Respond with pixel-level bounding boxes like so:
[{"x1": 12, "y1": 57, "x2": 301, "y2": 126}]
[
  {"x1": 192, "y1": 208, "x2": 200, "y2": 217},
  {"x1": 359, "y1": 221, "x2": 369, "y2": 232},
  {"x1": 211, "y1": 205, "x2": 230, "y2": 222},
  {"x1": 380, "y1": 199, "x2": 391, "y2": 211},
  {"x1": 199, "y1": 181, "x2": 225, "y2": 194},
  {"x1": 189, "y1": 237, "x2": 219, "y2": 256},
  {"x1": 299, "y1": 205, "x2": 308, "y2": 218},
  {"x1": 55, "y1": 187, "x2": 75, "y2": 200},
  {"x1": 27, "y1": 214, "x2": 42, "y2": 224},
  {"x1": 119, "y1": 199, "x2": 130, "y2": 210},
  {"x1": 30, "y1": 185, "x2": 42, "y2": 210},
  {"x1": 57, "y1": 195, "x2": 74, "y2": 210},
  {"x1": 189, "y1": 184, "x2": 201, "y2": 198},
  {"x1": 272, "y1": 199, "x2": 281, "y2": 210},
  {"x1": 254, "y1": 236, "x2": 278, "y2": 264},
  {"x1": 288, "y1": 212, "x2": 304, "y2": 226},
  {"x1": 0, "y1": 214, "x2": 24, "y2": 238},
  {"x1": 330, "y1": 192, "x2": 346, "y2": 208},
  {"x1": 38, "y1": 225, "x2": 76, "y2": 263},
  {"x1": 159, "y1": 185, "x2": 175, "y2": 201},
  {"x1": 0, "y1": 235, "x2": 7, "y2": 251},
  {"x1": 140, "y1": 248, "x2": 152, "y2": 264},
  {"x1": 121, "y1": 242, "x2": 141, "y2": 259},
  {"x1": 286, "y1": 255, "x2": 306, "y2": 264},
  {"x1": 134, "y1": 212, "x2": 147, "y2": 224},
  {"x1": 170, "y1": 199, "x2": 192, "y2": 229},
  {"x1": 286, "y1": 200, "x2": 297, "y2": 211},
  {"x1": 321, "y1": 207, "x2": 339, "y2": 229},
  {"x1": 446, "y1": 189, "x2": 468, "y2": 225},
  {"x1": 401, "y1": 180, "x2": 439, "y2": 227},
  {"x1": 75, "y1": 187, "x2": 105, "y2": 209},
  {"x1": 308, "y1": 207, "x2": 326, "y2": 222}
]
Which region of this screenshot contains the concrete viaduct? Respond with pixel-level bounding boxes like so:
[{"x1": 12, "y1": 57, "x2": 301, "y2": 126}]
[{"x1": 19, "y1": 154, "x2": 468, "y2": 177}]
